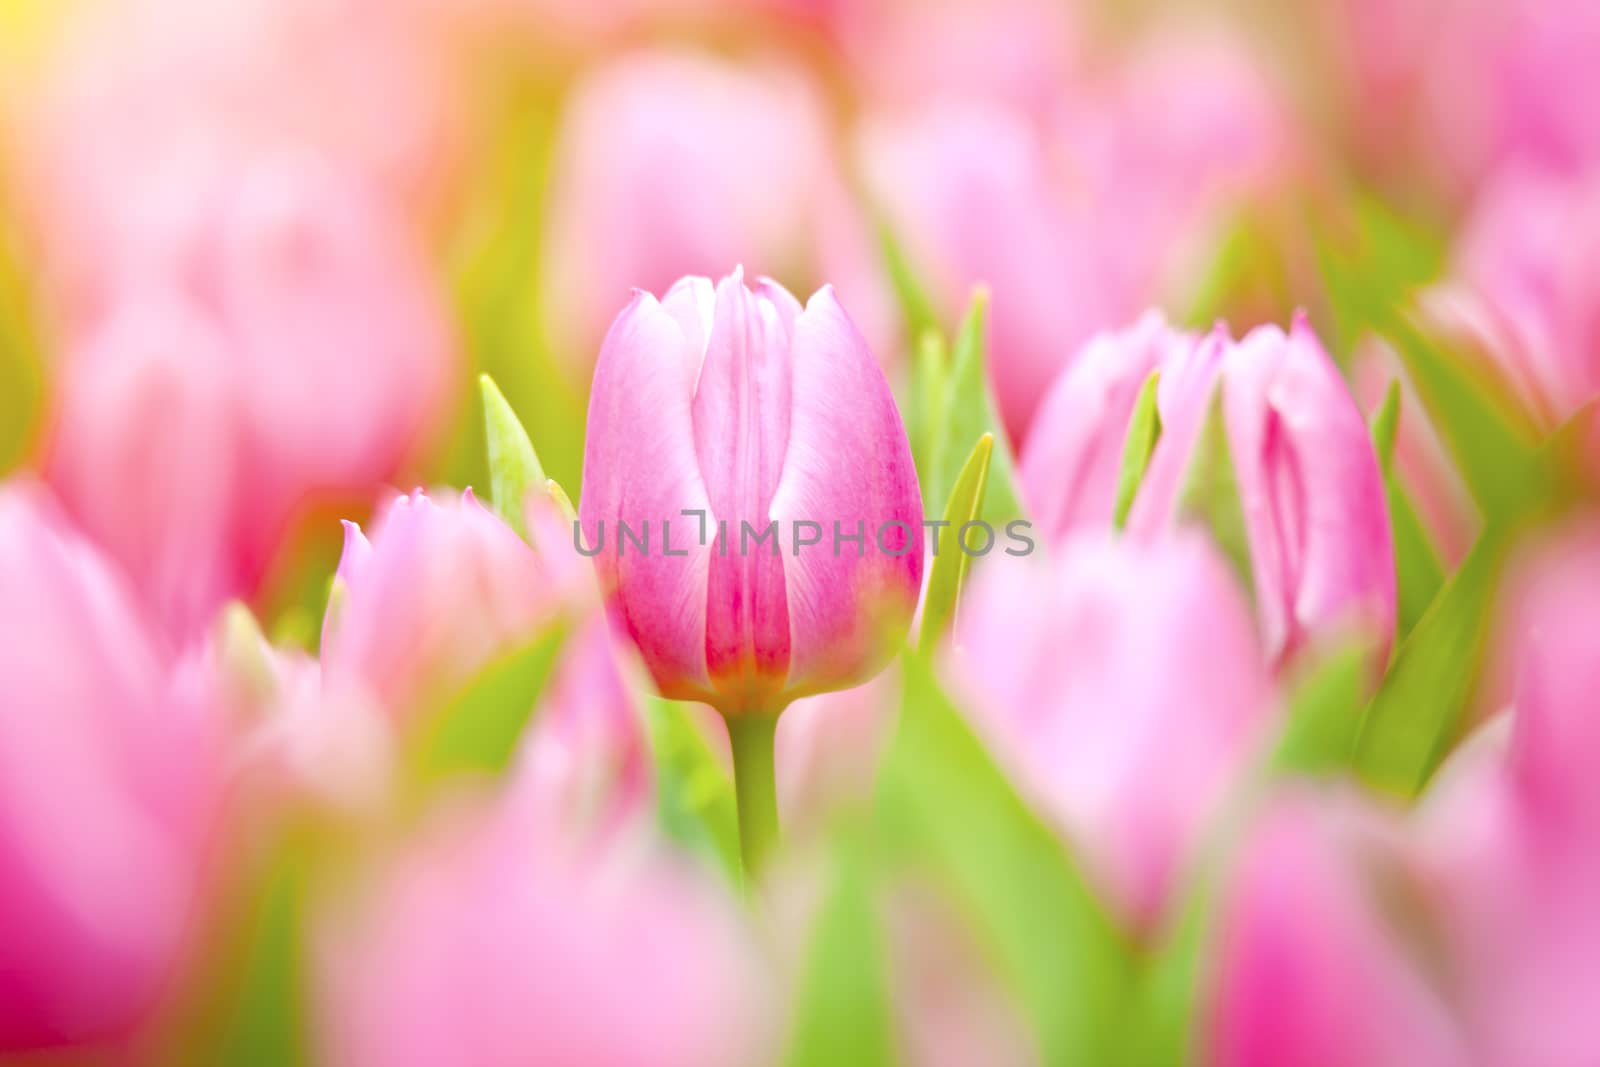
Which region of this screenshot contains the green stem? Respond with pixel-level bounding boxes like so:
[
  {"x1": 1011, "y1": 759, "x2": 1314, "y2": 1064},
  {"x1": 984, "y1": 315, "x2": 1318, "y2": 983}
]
[{"x1": 727, "y1": 712, "x2": 780, "y2": 883}]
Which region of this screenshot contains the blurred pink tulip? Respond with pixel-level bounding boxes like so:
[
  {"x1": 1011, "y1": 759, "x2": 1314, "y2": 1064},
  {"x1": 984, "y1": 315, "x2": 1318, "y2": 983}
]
[
  {"x1": 859, "y1": 27, "x2": 1293, "y2": 443},
  {"x1": 317, "y1": 790, "x2": 772, "y2": 1067},
  {"x1": 1417, "y1": 522, "x2": 1600, "y2": 1066},
  {"x1": 1451, "y1": 165, "x2": 1600, "y2": 426},
  {"x1": 0, "y1": 481, "x2": 219, "y2": 1051},
  {"x1": 45, "y1": 151, "x2": 456, "y2": 643},
  {"x1": 1126, "y1": 316, "x2": 1396, "y2": 667},
  {"x1": 1019, "y1": 311, "x2": 1197, "y2": 539},
  {"x1": 324, "y1": 489, "x2": 650, "y2": 829},
  {"x1": 950, "y1": 532, "x2": 1274, "y2": 931},
  {"x1": 541, "y1": 50, "x2": 892, "y2": 370},
  {"x1": 1206, "y1": 791, "x2": 1469, "y2": 1067},
  {"x1": 323, "y1": 489, "x2": 558, "y2": 719},
  {"x1": 18, "y1": 0, "x2": 462, "y2": 245},
  {"x1": 1329, "y1": 0, "x2": 1600, "y2": 198},
  {"x1": 579, "y1": 272, "x2": 924, "y2": 715}
]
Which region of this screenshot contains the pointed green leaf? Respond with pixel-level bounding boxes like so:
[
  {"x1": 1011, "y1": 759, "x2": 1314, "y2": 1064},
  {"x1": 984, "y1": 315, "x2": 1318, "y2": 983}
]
[
  {"x1": 919, "y1": 434, "x2": 993, "y2": 652},
  {"x1": 1113, "y1": 369, "x2": 1163, "y2": 530},
  {"x1": 784, "y1": 826, "x2": 897, "y2": 1067},
  {"x1": 876, "y1": 216, "x2": 941, "y2": 344},
  {"x1": 1378, "y1": 313, "x2": 1547, "y2": 525},
  {"x1": 545, "y1": 478, "x2": 577, "y2": 524},
  {"x1": 876, "y1": 653, "x2": 1131, "y2": 1066},
  {"x1": 909, "y1": 328, "x2": 949, "y2": 485},
  {"x1": 645, "y1": 697, "x2": 740, "y2": 883},
  {"x1": 1352, "y1": 529, "x2": 1504, "y2": 798},
  {"x1": 1272, "y1": 643, "x2": 1371, "y2": 776},
  {"x1": 926, "y1": 291, "x2": 1025, "y2": 526},
  {"x1": 480, "y1": 373, "x2": 546, "y2": 538},
  {"x1": 1368, "y1": 380, "x2": 1445, "y2": 639},
  {"x1": 1176, "y1": 389, "x2": 1254, "y2": 601},
  {"x1": 408, "y1": 621, "x2": 570, "y2": 786}
]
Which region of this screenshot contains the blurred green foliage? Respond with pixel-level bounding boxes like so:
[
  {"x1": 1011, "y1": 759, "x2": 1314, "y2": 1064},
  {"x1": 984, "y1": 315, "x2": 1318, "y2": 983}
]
[{"x1": 0, "y1": 194, "x2": 44, "y2": 478}]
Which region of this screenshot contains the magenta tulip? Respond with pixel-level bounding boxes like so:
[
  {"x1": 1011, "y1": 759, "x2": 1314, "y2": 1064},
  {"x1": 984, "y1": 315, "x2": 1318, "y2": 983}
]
[
  {"x1": 317, "y1": 789, "x2": 773, "y2": 1067},
  {"x1": 949, "y1": 532, "x2": 1274, "y2": 930},
  {"x1": 1206, "y1": 791, "x2": 1468, "y2": 1067},
  {"x1": 0, "y1": 481, "x2": 219, "y2": 1051},
  {"x1": 1123, "y1": 316, "x2": 1396, "y2": 667},
  {"x1": 579, "y1": 271, "x2": 923, "y2": 716}
]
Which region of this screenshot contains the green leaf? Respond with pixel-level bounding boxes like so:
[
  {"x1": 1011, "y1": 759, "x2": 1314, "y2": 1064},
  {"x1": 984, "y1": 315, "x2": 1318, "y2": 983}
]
[
  {"x1": 1113, "y1": 369, "x2": 1163, "y2": 530},
  {"x1": 1377, "y1": 313, "x2": 1547, "y2": 526},
  {"x1": 784, "y1": 827, "x2": 897, "y2": 1067},
  {"x1": 925, "y1": 291, "x2": 1025, "y2": 526},
  {"x1": 1368, "y1": 380, "x2": 1446, "y2": 639},
  {"x1": 918, "y1": 434, "x2": 993, "y2": 652},
  {"x1": 407, "y1": 621, "x2": 571, "y2": 787},
  {"x1": 0, "y1": 206, "x2": 43, "y2": 477},
  {"x1": 1175, "y1": 389, "x2": 1254, "y2": 601},
  {"x1": 480, "y1": 373, "x2": 547, "y2": 538},
  {"x1": 908, "y1": 329, "x2": 949, "y2": 485},
  {"x1": 876, "y1": 217, "x2": 941, "y2": 344},
  {"x1": 1352, "y1": 529, "x2": 1505, "y2": 798},
  {"x1": 213, "y1": 840, "x2": 310, "y2": 1067},
  {"x1": 1272, "y1": 643, "x2": 1371, "y2": 776},
  {"x1": 645, "y1": 697, "x2": 740, "y2": 883},
  {"x1": 876, "y1": 654, "x2": 1131, "y2": 1066}
]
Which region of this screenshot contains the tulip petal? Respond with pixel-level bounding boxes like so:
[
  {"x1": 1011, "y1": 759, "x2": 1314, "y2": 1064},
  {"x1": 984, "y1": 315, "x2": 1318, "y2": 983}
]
[
  {"x1": 769, "y1": 286, "x2": 923, "y2": 696},
  {"x1": 579, "y1": 291, "x2": 716, "y2": 700}
]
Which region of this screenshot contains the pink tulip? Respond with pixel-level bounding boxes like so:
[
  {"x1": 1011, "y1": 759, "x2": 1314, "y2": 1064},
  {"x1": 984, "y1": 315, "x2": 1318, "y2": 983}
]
[
  {"x1": 579, "y1": 272, "x2": 923, "y2": 715},
  {"x1": 324, "y1": 489, "x2": 650, "y2": 830},
  {"x1": 1417, "y1": 522, "x2": 1600, "y2": 1066},
  {"x1": 1018, "y1": 311, "x2": 1198, "y2": 540},
  {"x1": 45, "y1": 150, "x2": 456, "y2": 643},
  {"x1": 858, "y1": 27, "x2": 1293, "y2": 443},
  {"x1": 949, "y1": 532, "x2": 1274, "y2": 930},
  {"x1": 1206, "y1": 790, "x2": 1469, "y2": 1067},
  {"x1": 1326, "y1": 0, "x2": 1600, "y2": 197},
  {"x1": 541, "y1": 51, "x2": 892, "y2": 371},
  {"x1": 316, "y1": 789, "x2": 773, "y2": 1067},
  {"x1": 1125, "y1": 316, "x2": 1396, "y2": 667},
  {"x1": 0, "y1": 480, "x2": 219, "y2": 1051},
  {"x1": 1451, "y1": 165, "x2": 1600, "y2": 426}
]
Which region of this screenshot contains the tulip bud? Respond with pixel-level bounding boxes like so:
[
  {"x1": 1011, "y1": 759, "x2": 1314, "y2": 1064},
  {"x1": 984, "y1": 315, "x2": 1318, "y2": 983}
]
[
  {"x1": 323, "y1": 489, "x2": 650, "y2": 830},
  {"x1": 949, "y1": 532, "x2": 1274, "y2": 930},
  {"x1": 0, "y1": 481, "x2": 219, "y2": 1050},
  {"x1": 316, "y1": 791, "x2": 773, "y2": 1067},
  {"x1": 1452, "y1": 165, "x2": 1600, "y2": 426},
  {"x1": 1110, "y1": 315, "x2": 1395, "y2": 667},
  {"x1": 579, "y1": 272, "x2": 924, "y2": 716},
  {"x1": 322, "y1": 490, "x2": 558, "y2": 719}
]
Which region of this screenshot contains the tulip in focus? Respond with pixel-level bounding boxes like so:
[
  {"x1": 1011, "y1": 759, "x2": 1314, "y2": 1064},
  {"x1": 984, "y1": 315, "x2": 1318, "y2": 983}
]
[
  {"x1": 580, "y1": 270, "x2": 922, "y2": 871},
  {"x1": 0, "y1": 481, "x2": 219, "y2": 1051},
  {"x1": 949, "y1": 532, "x2": 1275, "y2": 931},
  {"x1": 579, "y1": 272, "x2": 924, "y2": 715}
]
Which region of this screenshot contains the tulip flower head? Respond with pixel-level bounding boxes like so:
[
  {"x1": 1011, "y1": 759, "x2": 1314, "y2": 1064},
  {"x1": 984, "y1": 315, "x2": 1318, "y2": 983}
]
[{"x1": 579, "y1": 271, "x2": 923, "y2": 717}]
